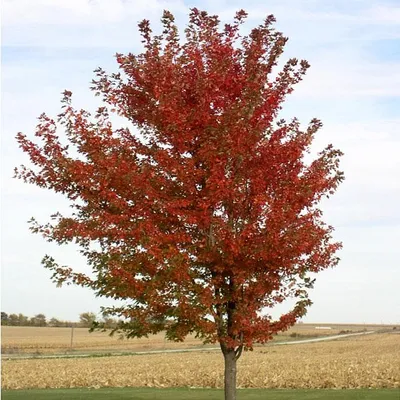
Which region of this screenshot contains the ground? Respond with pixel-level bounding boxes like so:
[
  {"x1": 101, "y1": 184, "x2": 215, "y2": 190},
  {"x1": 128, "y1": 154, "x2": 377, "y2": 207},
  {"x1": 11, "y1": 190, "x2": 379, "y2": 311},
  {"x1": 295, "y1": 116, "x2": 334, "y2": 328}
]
[
  {"x1": 2, "y1": 324, "x2": 399, "y2": 399},
  {"x1": 1, "y1": 323, "x2": 389, "y2": 355},
  {"x1": 2, "y1": 331, "x2": 399, "y2": 390}
]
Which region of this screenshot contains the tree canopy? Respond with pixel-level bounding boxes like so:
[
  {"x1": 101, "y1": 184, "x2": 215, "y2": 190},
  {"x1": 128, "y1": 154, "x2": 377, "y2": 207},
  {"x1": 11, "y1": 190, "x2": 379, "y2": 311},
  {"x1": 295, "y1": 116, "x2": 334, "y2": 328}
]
[{"x1": 16, "y1": 8, "x2": 344, "y2": 400}]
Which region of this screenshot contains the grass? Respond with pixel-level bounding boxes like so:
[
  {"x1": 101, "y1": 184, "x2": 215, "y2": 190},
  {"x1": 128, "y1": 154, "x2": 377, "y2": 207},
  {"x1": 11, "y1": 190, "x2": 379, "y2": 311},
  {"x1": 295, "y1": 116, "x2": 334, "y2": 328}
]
[{"x1": 2, "y1": 388, "x2": 400, "y2": 400}]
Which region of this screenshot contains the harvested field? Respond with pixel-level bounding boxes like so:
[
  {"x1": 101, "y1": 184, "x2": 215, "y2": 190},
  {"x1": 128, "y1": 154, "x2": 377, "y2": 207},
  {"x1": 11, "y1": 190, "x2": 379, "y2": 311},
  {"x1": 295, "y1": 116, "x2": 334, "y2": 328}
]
[
  {"x1": 1, "y1": 323, "x2": 389, "y2": 355},
  {"x1": 1, "y1": 327, "x2": 203, "y2": 354},
  {"x1": 2, "y1": 333, "x2": 399, "y2": 390}
]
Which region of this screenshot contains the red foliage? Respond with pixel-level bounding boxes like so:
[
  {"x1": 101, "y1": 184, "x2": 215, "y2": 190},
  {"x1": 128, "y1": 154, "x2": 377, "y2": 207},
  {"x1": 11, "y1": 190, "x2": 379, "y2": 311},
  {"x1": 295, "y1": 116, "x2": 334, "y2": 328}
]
[{"x1": 15, "y1": 9, "x2": 344, "y2": 353}]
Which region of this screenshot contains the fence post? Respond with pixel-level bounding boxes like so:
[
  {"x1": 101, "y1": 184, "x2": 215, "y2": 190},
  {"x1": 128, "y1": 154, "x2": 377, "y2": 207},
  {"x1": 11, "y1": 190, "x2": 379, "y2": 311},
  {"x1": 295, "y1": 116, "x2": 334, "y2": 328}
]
[{"x1": 70, "y1": 326, "x2": 74, "y2": 349}]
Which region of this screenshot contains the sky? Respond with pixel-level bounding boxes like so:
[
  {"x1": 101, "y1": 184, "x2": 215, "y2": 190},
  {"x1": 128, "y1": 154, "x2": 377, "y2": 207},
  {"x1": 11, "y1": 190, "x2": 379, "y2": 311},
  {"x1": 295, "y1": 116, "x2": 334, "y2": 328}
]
[{"x1": 1, "y1": 0, "x2": 399, "y2": 325}]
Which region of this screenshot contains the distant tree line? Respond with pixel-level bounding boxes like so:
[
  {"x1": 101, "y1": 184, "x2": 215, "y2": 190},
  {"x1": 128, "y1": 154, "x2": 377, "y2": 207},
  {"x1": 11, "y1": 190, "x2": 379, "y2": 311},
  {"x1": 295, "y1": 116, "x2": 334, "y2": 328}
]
[{"x1": 1, "y1": 311, "x2": 118, "y2": 328}]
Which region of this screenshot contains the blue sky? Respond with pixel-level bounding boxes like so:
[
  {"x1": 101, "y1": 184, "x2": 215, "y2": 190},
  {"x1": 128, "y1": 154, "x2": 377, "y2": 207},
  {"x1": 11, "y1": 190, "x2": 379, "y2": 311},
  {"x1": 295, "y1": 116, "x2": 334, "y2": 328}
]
[{"x1": 1, "y1": 0, "x2": 399, "y2": 324}]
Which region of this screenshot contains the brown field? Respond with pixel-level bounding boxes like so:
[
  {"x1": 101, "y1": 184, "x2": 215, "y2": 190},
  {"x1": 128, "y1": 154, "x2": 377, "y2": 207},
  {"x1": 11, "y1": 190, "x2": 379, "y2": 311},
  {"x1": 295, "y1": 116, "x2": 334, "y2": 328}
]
[
  {"x1": 1, "y1": 326, "x2": 205, "y2": 355},
  {"x1": 2, "y1": 333, "x2": 399, "y2": 390},
  {"x1": 1, "y1": 323, "x2": 389, "y2": 355}
]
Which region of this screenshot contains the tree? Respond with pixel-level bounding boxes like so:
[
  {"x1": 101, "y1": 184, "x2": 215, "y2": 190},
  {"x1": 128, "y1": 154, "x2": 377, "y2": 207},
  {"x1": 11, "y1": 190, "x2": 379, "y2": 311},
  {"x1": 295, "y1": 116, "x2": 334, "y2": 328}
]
[
  {"x1": 79, "y1": 312, "x2": 97, "y2": 328},
  {"x1": 48, "y1": 317, "x2": 62, "y2": 327},
  {"x1": 15, "y1": 9, "x2": 344, "y2": 400},
  {"x1": 8, "y1": 313, "x2": 19, "y2": 326},
  {"x1": 18, "y1": 313, "x2": 29, "y2": 326},
  {"x1": 1, "y1": 312, "x2": 9, "y2": 325},
  {"x1": 102, "y1": 316, "x2": 118, "y2": 329},
  {"x1": 30, "y1": 313, "x2": 47, "y2": 327}
]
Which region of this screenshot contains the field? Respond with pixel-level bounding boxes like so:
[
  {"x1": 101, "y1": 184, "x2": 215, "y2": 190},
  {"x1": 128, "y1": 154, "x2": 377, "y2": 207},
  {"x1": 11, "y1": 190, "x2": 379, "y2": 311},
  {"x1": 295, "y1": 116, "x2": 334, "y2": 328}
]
[
  {"x1": 1, "y1": 323, "x2": 389, "y2": 355},
  {"x1": 2, "y1": 332, "x2": 399, "y2": 390},
  {"x1": 2, "y1": 326, "x2": 203, "y2": 355}
]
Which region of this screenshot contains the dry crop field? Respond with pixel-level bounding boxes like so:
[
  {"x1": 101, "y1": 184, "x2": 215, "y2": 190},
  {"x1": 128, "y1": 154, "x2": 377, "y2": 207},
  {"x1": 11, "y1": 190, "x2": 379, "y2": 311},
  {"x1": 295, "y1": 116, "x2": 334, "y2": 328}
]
[
  {"x1": 1, "y1": 327, "x2": 206, "y2": 355},
  {"x1": 2, "y1": 333, "x2": 399, "y2": 390},
  {"x1": 1, "y1": 323, "x2": 388, "y2": 355}
]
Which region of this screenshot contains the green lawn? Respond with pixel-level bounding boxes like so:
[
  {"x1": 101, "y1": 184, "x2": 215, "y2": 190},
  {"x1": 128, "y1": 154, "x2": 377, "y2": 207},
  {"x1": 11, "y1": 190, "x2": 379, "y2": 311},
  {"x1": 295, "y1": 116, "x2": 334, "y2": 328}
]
[{"x1": 2, "y1": 388, "x2": 399, "y2": 400}]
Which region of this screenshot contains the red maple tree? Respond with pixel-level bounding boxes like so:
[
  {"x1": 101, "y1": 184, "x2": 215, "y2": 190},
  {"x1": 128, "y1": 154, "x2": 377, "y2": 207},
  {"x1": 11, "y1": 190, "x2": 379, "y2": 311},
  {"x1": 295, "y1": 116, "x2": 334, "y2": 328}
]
[{"x1": 15, "y1": 9, "x2": 344, "y2": 400}]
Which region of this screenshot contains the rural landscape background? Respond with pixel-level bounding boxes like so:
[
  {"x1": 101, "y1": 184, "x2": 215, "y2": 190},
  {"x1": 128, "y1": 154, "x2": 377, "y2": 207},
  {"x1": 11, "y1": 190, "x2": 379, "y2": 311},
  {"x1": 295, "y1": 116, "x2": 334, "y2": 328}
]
[{"x1": 2, "y1": 322, "x2": 400, "y2": 391}]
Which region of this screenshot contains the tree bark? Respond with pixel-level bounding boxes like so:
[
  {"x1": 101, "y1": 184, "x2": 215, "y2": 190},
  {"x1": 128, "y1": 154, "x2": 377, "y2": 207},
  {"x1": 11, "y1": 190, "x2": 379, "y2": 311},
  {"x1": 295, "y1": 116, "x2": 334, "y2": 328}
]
[{"x1": 223, "y1": 348, "x2": 237, "y2": 400}]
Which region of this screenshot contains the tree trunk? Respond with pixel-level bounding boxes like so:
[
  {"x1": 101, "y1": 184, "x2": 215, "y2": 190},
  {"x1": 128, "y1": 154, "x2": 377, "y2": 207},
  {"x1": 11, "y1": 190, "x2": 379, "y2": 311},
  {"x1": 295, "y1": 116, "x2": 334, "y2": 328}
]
[{"x1": 223, "y1": 348, "x2": 237, "y2": 400}]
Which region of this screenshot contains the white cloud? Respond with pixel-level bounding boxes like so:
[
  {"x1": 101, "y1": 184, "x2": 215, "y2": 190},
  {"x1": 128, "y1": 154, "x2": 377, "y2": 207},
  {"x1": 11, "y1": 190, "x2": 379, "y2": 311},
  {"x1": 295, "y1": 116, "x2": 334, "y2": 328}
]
[
  {"x1": 367, "y1": 5, "x2": 400, "y2": 24},
  {"x1": 294, "y1": 61, "x2": 400, "y2": 98},
  {"x1": 3, "y1": 0, "x2": 400, "y2": 47},
  {"x1": 315, "y1": 119, "x2": 400, "y2": 230},
  {"x1": 2, "y1": 0, "x2": 187, "y2": 25},
  {"x1": 2, "y1": 0, "x2": 188, "y2": 47}
]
